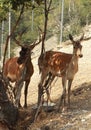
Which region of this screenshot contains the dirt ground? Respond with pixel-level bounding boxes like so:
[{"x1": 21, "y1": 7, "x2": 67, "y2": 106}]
[{"x1": 14, "y1": 35, "x2": 91, "y2": 130}]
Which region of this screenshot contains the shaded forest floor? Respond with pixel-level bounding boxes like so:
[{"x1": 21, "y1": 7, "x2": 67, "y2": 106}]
[{"x1": 15, "y1": 81, "x2": 91, "y2": 130}]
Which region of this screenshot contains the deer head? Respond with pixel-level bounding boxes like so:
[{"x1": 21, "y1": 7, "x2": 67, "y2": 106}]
[
  {"x1": 14, "y1": 30, "x2": 43, "y2": 65},
  {"x1": 69, "y1": 34, "x2": 84, "y2": 58}
]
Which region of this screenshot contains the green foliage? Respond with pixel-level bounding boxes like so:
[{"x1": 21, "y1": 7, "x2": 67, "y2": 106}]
[
  {"x1": 1, "y1": 0, "x2": 91, "y2": 58},
  {"x1": 61, "y1": 0, "x2": 91, "y2": 41}
]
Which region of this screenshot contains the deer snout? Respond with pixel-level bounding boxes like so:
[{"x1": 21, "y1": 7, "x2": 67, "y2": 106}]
[
  {"x1": 79, "y1": 54, "x2": 83, "y2": 58},
  {"x1": 77, "y1": 49, "x2": 83, "y2": 58}
]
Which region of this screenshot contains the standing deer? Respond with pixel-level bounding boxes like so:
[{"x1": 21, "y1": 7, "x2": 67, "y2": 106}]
[
  {"x1": 3, "y1": 35, "x2": 42, "y2": 108},
  {"x1": 38, "y1": 34, "x2": 84, "y2": 111}
]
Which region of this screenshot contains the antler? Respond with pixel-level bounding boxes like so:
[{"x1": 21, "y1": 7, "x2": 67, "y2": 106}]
[
  {"x1": 14, "y1": 27, "x2": 43, "y2": 49},
  {"x1": 29, "y1": 27, "x2": 44, "y2": 50},
  {"x1": 13, "y1": 28, "x2": 28, "y2": 47},
  {"x1": 13, "y1": 37, "x2": 23, "y2": 47},
  {"x1": 80, "y1": 33, "x2": 84, "y2": 41}
]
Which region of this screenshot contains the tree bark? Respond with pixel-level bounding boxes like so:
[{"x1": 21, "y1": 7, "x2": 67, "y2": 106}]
[{"x1": 0, "y1": 77, "x2": 18, "y2": 129}]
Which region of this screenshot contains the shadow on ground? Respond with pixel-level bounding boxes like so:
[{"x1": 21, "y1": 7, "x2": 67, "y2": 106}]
[{"x1": 14, "y1": 81, "x2": 91, "y2": 130}]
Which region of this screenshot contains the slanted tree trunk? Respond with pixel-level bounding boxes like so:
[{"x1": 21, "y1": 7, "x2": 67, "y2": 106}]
[{"x1": 0, "y1": 75, "x2": 18, "y2": 129}]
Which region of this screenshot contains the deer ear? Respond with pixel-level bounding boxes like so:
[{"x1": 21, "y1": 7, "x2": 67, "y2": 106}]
[{"x1": 69, "y1": 34, "x2": 74, "y2": 42}]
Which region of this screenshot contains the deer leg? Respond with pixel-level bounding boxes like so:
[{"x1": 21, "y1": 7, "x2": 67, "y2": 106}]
[
  {"x1": 14, "y1": 82, "x2": 19, "y2": 106},
  {"x1": 46, "y1": 88, "x2": 52, "y2": 104},
  {"x1": 13, "y1": 84, "x2": 16, "y2": 98},
  {"x1": 38, "y1": 72, "x2": 47, "y2": 106},
  {"x1": 14, "y1": 66, "x2": 26, "y2": 107},
  {"x1": 62, "y1": 77, "x2": 67, "y2": 106},
  {"x1": 24, "y1": 80, "x2": 30, "y2": 108},
  {"x1": 38, "y1": 82, "x2": 44, "y2": 106},
  {"x1": 43, "y1": 73, "x2": 53, "y2": 103},
  {"x1": 45, "y1": 74, "x2": 55, "y2": 103},
  {"x1": 57, "y1": 76, "x2": 67, "y2": 112},
  {"x1": 68, "y1": 79, "x2": 73, "y2": 108},
  {"x1": 15, "y1": 81, "x2": 24, "y2": 107}
]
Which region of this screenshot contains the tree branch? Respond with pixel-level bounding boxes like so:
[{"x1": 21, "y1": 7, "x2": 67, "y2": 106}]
[{"x1": 2, "y1": 4, "x2": 25, "y2": 73}]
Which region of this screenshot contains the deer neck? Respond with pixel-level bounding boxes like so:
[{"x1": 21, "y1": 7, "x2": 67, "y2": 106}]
[
  {"x1": 72, "y1": 54, "x2": 79, "y2": 62},
  {"x1": 24, "y1": 55, "x2": 31, "y2": 68},
  {"x1": 64, "y1": 53, "x2": 78, "y2": 79},
  {"x1": 67, "y1": 54, "x2": 78, "y2": 75}
]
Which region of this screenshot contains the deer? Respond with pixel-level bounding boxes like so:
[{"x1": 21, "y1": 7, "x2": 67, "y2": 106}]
[
  {"x1": 38, "y1": 34, "x2": 84, "y2": 111},
  {"x1": 3, "y1": 34, "x2": 42, "y2": 108}
]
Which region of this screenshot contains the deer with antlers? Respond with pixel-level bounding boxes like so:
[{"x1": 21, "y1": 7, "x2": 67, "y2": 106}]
[
  {"x1": 38, "y1": 34, "x2": 84, "y2": 111},
  {"x1": 3, "y1": 34, "x2": 42, "y2": 108}
]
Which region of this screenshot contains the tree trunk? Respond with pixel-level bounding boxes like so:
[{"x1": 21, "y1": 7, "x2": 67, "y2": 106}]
[{"x1": 0, "y1": 78, "x2": 18, "y2": 129}]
